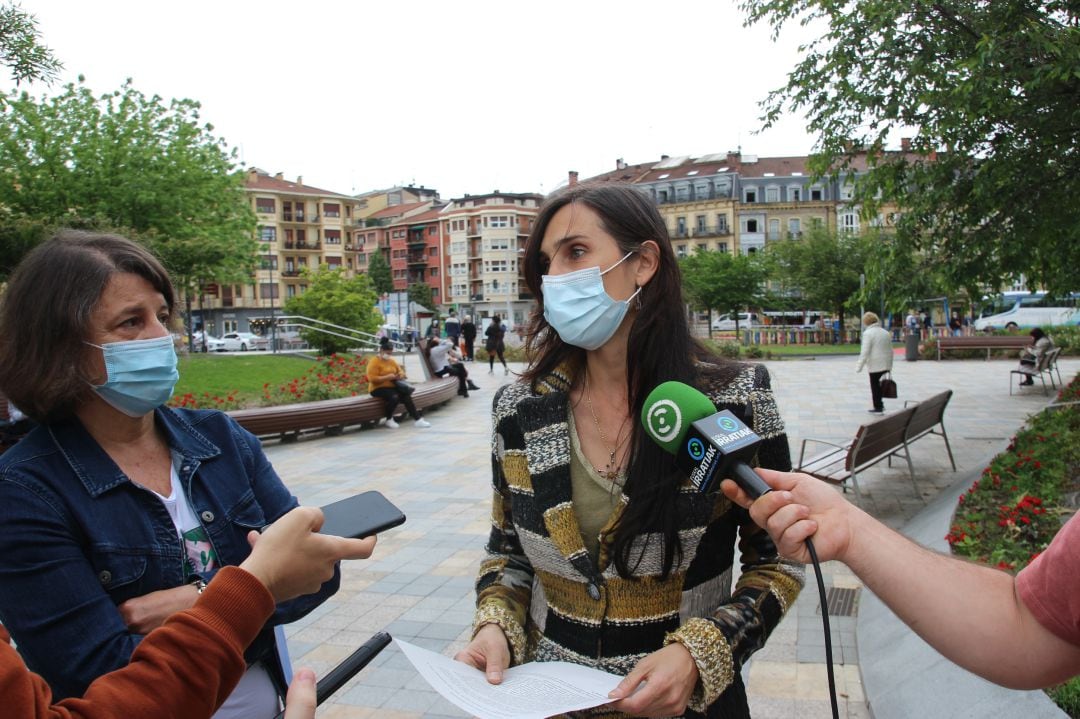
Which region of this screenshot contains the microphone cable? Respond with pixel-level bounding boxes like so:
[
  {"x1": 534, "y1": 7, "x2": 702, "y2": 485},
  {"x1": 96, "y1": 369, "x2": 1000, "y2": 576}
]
[{"x1": 805, "y1": 537, "x2": 840, "y2": 719}]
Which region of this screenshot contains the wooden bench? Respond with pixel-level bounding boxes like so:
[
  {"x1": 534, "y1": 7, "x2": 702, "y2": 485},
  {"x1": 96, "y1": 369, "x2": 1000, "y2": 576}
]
[
  {"x1": 796, "y1": 390, "x2": 956, "y2": 508},
  {"x1": 936, "y1": 335, "x2": 1030, "y2": 360},
  {"x1": 228, "y1": 346, "x2": 458, "y2": 441}
]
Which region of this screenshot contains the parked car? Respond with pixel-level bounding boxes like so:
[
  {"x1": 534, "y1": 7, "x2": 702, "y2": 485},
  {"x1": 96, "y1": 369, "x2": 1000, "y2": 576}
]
[
  {"x1": 221, "y1": 331, "x2": 268, "y2": 351},
  {"x1": 201, "y1": 335, "x2": 226, "y2": 352},
  {"x1": 711, "y1": 312, "x2": 760, "y2": 331}
]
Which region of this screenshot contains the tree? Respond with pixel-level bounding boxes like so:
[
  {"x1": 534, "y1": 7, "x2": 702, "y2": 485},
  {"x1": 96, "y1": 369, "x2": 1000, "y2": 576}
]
[
  {"x1": 742, "y1": 1, "x2": 1080, "y2": 294},
  {"x1": 0, "y1": 79, "x2": 257, "y2": 312},
  {"x1": 764, "y1": 227, "x2": 866, "y2": 335},
  {"x1": 0, "y1": 3, "x2": 61, "y2": 86},
  {"x1": 283, "y1": 267, "x2": 381, "y2": 355},
  {"x1": 407, "y1": 281, "x2": 433, "y2": 312},
  {"x1": 365, "y1": 251, "x2": 393, "y2": 296},
  {"x1": 679, "y1": 249, "x2": 766, "y2": 335}
]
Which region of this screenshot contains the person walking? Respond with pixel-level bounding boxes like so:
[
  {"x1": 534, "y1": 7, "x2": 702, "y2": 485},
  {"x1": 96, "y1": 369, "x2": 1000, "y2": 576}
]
[
  {"x1": 444, "y1": 309, "x2": 461, "y2": 349},
  {"x1": 461, "y1": 314, "x2": 477, "y2": 361},
  {"x1": 367, "y1": 337, "x2": 431, "y2": 428},
  {"x1": 484, "y1": 315, "x2": 508, "y2": 375},
  {"x1": 856, "y1": 311, "x2": 894, "y2": 414}
]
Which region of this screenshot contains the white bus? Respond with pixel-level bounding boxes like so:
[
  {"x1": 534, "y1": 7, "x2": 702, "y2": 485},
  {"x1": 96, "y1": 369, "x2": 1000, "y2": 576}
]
[{"x1": 973, "y1": 291, "x2": 1079, "y2": 331}]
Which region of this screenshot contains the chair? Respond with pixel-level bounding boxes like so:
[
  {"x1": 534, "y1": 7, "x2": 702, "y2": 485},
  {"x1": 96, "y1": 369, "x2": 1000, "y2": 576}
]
[
  {"x1": 1044, "y1": 347, "x2": 1063, "y2": 389},
  {"x1": 1009, "y1": 348, "x2": 1053, "y2": 396}
]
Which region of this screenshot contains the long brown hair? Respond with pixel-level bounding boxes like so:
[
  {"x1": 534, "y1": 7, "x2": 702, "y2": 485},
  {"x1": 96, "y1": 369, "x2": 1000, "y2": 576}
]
[
  {"x1": 0, "y1": 231, "x2": 176, "y2": 422},
  {"x1": 521, "y1": 182, "x2": 740, "y2": 578}
]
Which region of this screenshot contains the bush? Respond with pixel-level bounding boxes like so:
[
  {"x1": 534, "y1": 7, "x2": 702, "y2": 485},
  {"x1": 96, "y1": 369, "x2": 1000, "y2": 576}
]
[
  {"x1": 475, "y1": 344, "x2": 531, "y2": 363},
  {"x1": 260, "y1": 353, "x2": 370, "y2": 405},
  {"x1": 1047, "y1": 678, "x2": 1080, "y2": 718},
  {"x1": 948, "y1": 373, "x2": 1080, "y2": 571}
]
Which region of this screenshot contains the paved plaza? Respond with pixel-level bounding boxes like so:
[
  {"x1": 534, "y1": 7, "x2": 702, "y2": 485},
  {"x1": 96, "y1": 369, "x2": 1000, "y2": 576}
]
[{"x1": 264, "y1": 353, "x2": 1079, "y2": 718}]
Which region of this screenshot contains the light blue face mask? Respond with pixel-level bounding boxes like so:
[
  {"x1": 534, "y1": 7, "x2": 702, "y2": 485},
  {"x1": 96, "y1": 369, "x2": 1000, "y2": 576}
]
[
  {"x1": 86, "y1": 335, "x2": 180, "y2": 417},
  {"x1": 542, "y1": 252, "x2": 642, "y2": 350}
]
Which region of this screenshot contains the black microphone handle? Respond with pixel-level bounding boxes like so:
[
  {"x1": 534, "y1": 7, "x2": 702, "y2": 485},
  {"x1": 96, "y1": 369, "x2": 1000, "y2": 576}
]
[{"x1": 730, "y1": 461, "x2": 773, "y2": 500}]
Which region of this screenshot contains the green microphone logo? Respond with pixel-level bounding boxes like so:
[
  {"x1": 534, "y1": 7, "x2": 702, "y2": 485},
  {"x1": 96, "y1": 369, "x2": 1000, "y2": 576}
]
[{"x1": 645, "y1": 399, "x2": 682, "y2": 444}]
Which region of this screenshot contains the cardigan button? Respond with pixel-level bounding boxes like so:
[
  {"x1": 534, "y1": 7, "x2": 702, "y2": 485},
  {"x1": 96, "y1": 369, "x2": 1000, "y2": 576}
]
[
  {"x1": 587, "y1": 583, "x2": 601, "y2": 601},
  {"x1": 98, "y1": 570, "x2": 112, "y2": 585},
  {"x1": 200, "y1": 510, "x2": 215, "y2": 523}
]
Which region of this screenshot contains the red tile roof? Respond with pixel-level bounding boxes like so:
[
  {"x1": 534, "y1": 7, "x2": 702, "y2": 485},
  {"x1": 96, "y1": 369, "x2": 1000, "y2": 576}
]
[
  {"x1": 369, "y1": 201, "x2": 431, "y2": 220},
  {"x1": 245, "y1": 170, "x2": 352, "y2": 198}
]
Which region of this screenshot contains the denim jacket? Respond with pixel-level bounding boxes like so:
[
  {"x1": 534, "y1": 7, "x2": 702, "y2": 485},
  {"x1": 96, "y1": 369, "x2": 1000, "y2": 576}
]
[{"x1": 0, "y1": 407, "x2": 339, "y2": 700}]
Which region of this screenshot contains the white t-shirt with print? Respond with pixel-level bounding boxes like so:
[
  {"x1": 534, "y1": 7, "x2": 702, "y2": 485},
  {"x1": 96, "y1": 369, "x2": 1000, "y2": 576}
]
[{"x1": 154, "y1": 462, "x2": 279, "y2": 719}]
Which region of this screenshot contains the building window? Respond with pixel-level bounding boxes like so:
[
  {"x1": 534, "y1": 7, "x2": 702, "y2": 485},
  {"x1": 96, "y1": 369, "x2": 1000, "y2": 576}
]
[
  {"x1": 810, "y1": 186, "x2": 824, "y2": 201},
  {"x1": 259, "y1": 226, "x2": 276, "y2": 243},
  {"x1": 259, "y1": 282, "x2": 279, "y2": 299},
  {"x1": 768, "y1": 219, "x2": 781, "y2": 240},
  {"x1": 489, "y1": 215, "x2": 510, "y2": 228},
  {"x1": 717, "y1": 214, "x2": 728, "y2": 233},
  {"x1": 676, "y1": 244, "x2": 687, "y2": 258},
  {"x1": 696, "y1": 215, "x2": 707, "y2": 233},
  {"x1": 256, "y1": 198, "x2": 276, "y2": 214},
  {"x1": 788, "y1": 218, "x2": 801, "y2": 237},
  {"x1": 839, "y1": 183, "x2": 855, "y2": 201},
  {"x1": 765, "y1": 186, "x2": 780, "y2": 203},
  {"x1": 745, "y1": 219, "x2": 759, "y2": 233},
  {"x1": 789, "y1": 186, "x2": 802, "y2": 202},
  {"x1": 324, "y1": 229, "x2": 341, "y2": 244},
  {"x1": 326, "y1": 257, "x2": 342, "y2": 268},
  {"x1": 718, "y1": 242, "x2": 728, "y2": 253},
  {"x1": 260, "y1": 254, "x2": 278, "y2": 270},
  {"x1": 322, "y1": 203, "x2": 340, "y2": 218},
  {"x1": 430, "y1": 267, "x2": 439, "y2": 277},
  {"x1": 676, "y1": 217, "x2": 687, "y2": 237},
  {"x1": 744, "y1": 188, "x2": 757, "y2": 203},
  {"x1": 658, "y1": 189, "x2": 669, "y2": 203},
  {"x1": 841, "y1": 213, "x2": 859, "y2": 232}
]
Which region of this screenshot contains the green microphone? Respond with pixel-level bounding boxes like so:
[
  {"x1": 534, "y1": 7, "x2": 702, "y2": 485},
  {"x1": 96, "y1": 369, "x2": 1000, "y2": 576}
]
[{"x1": 641, "y1": 381, "x2": 773, "y2": 498}]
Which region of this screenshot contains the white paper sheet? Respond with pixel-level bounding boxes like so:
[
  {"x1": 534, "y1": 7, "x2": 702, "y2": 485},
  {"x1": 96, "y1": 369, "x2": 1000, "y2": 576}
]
[{"x1": 394, "y1": 638, "x2": 623, "y2": 719}]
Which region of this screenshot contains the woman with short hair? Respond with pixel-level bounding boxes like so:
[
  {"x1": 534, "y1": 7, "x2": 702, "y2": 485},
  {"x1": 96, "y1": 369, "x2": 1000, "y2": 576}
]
[
  {"x1": 0, "y1": 231, "x2": 338, "y2": 717},
  {"x1": 856, "y1": 311, "x2": 895, "y2": 414}
]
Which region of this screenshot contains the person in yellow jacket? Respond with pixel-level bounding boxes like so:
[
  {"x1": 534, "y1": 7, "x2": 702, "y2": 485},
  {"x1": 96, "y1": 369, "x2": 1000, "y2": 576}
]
[{"x1": 367, "y1": 337, "x2": 431, "y2": 428}]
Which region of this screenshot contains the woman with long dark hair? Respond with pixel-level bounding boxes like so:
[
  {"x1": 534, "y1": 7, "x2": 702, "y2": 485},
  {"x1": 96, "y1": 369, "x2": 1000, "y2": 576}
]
[{"x1": 454, "y1": 183, "x2": 803, "y2": 718}]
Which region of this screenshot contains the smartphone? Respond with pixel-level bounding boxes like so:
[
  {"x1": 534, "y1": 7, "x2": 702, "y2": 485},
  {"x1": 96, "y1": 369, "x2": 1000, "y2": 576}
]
[
  {"x1": 272, "y1": 632, "x2": 392, "y2": 718},
  {"x1": 318, "y1": 491, "x2": 406, "y2": 539}
]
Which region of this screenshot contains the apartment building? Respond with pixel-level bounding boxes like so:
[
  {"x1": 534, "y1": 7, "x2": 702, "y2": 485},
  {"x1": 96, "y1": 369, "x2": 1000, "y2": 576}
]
[
  {"x1": 383, "y1": 205, "x2": 448, "y2": 304},
  {"x1": 190, "y1": 169, "x2": 364, "y2": 337},
  {"x1": 441, "y1": 191, "x2": 544, "y2": 328},
  {"x1": 584, "y1": 152, "x2": 841, "y2": 256}
]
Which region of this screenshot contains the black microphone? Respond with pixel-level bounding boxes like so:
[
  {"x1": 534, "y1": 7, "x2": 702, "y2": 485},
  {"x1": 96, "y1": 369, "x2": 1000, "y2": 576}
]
[{"x1": 641, "y1": 381, "x2": 773, "y2": 499}]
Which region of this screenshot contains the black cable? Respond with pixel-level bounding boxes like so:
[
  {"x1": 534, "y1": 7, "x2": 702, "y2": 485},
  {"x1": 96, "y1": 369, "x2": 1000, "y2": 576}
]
[{"x1": 805, "y1": 537, "x2": 840, "y2": 719}]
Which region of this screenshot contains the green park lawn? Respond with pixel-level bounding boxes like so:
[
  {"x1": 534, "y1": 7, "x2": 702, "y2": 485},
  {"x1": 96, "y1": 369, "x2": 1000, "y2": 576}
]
[{"x1": 174, "y1": 353, "x2": 320, "y2": 405}]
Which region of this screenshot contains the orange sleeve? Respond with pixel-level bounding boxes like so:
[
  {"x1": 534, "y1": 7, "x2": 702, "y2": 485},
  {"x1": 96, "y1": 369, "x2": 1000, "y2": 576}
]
[{"x1": 2, "y1": 566, "x2": 274, "y2": 719}]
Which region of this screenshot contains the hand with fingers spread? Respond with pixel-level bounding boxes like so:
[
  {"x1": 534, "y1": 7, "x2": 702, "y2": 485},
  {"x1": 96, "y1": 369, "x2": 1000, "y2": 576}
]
[
  {"x1": 720, "y1": 467, "x2": 857, "y2": 564},
  {"x1": 453, "y1": 623, "x2": 512, "y2": 684},
  {"x1": 606, "y1": 642, "x2": 699, "y2": 717}
]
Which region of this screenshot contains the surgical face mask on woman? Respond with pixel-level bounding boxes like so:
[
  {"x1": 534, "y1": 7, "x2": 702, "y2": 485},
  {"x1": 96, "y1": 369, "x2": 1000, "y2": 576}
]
[
  {"x1": 541, "y1": 251, "x2": 642, "y2": 350},
  {"x1": 85, "y1": 335, "x2": 179, "y2": 417}
]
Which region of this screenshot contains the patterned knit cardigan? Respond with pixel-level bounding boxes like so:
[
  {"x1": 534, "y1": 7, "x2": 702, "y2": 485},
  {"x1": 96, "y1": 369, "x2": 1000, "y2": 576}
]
[{"x1": 472, "y1": 362, "x2": 805, "y2": 718}]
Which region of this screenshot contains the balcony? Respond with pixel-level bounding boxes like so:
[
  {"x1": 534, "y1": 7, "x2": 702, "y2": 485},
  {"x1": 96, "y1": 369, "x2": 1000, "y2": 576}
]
[
  {"x1": 283, "y1": 241, "x2": 322, "y2": 251},
  {"x1": 407, "y1": 234, "x2": 427, "y2": 247},
  {"x1": 691, "y1": 226, "x2": 731, "y2": 238},
  {"x1": 281, "y1": 269, "x2": 302, "y2": 278},
  {"x1": 282, "y1": 213, "x2": 304, "y2": 223},
  {"x1": 407, "y1": 254, "x2": 427, "y2": 266}
]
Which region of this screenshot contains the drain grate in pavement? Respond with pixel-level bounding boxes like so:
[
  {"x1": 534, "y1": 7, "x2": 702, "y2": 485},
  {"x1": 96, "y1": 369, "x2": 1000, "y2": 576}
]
[{"x1": 818, "y1": 586, "x2": 860, "y2": 617}]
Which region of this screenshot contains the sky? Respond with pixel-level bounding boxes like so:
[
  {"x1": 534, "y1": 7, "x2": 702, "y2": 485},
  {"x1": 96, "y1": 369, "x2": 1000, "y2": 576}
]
[{"x1": 12, "y1": 0, "x2": 821, "y2": 200}]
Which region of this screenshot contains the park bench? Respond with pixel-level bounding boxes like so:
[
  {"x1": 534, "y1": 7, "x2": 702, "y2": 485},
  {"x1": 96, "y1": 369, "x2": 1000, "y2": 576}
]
[
  {"x1": 228, "y1": 343, "x2": 457, "y2": 441},
  {"x1": 796, "y1": 390, "x2": 955, "y2": 508},
  {"x1": 936, "y1": 335, "x2": 1030, "y2": 360}
]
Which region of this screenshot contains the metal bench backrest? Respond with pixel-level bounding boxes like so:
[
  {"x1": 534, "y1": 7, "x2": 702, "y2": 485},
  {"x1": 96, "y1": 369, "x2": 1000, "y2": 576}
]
[
  {"x1": 847, "y1": 406, "x2": 916, "y2": 471},
  {"x1": 906, "y1": 390, "x2": 952, "y2": 441},
  {"x1": 1042, "y1": 346, "x2": 1060, "y2": 371}
]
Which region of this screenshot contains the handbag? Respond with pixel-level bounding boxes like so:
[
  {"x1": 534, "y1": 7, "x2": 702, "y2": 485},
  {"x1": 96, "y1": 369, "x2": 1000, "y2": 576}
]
[
  {"x1": 880, "y1": 372, "x2": 898, "y2": 399},
  {"x1": 394, "y1": 379, "x2": 415, "y2": 395}
]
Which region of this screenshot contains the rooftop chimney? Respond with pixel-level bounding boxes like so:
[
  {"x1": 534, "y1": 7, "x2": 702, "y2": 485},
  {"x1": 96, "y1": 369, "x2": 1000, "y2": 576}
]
[
  {"x1": 296, "y1": 176, "x2": 303, "y2": 185},
  {"x1": 901, "y1": 137, "x2": 912, "y2": 152},
  {"x1": 569, "y1": 171, "x2": 579, "y2": 186},
  {"x1": 274, "y1": 172, "x2": 284, "y2": 181},
  {"x1": 616, "y1": 158, "x2": 627, "y2": 170},
  {"x1": 660, "y1": 154, "x2": 669, "y2": 161}
]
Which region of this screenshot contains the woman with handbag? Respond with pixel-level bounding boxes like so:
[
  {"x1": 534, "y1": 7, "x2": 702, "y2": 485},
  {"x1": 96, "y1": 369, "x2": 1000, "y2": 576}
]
[
  {"x1": 856, "y1": 311, "x2": 895, "y2": 414},
  {"x1": 367, "y1": 337, "x2": 431, "y2": 428}
]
